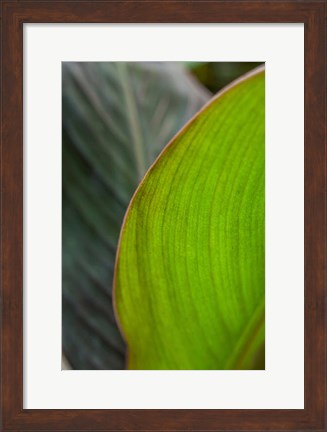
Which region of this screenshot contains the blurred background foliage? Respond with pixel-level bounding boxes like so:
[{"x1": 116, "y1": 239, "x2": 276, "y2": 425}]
[
  {"x1": 189, "y1": 62, "x2": 263, "y2": 93},
  {"x1": 62, "y1": 62, "x2": 263, "y2": 370}
]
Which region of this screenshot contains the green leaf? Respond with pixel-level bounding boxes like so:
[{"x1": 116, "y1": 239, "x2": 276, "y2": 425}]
[
  {"x1": 191, "y1": 62, "x2": 263, "y2": 93},
  {"x1": 184, "y1": 61, "x2": 207, "y2": 69},
  {"x1": 62, "y1": 62, "x2": 210, "y2": 369},
  {"x1": 114, "y1": 67, "x2": 265, "y2": 370}
]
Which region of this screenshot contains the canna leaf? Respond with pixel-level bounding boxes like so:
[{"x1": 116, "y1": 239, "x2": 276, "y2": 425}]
[
  {"x1": 114, "y1": 66, "x2": 265, "y2": 370},
  {"x1": 191, "y1": 62, "x2": 263, "y2": 93},
  {"x1": 62, "y1": 62, "x2": 209, "y2": 369}
]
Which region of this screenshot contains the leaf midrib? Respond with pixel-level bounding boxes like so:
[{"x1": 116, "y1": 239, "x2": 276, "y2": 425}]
[
  {"x1": 223, "y1": 297, "x2": 265, "y2": 369},
  {"x1": 117, "y1": 63, "x2": 147, "y2": 180}
]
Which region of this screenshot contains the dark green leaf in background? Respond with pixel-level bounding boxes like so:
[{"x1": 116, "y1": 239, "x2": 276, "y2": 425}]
[
  {"x1": 62, "y1": 62, "x2": 210, "y2": 369},
  {"x1": 191, "y1": 62, "x2": 263, "y2": 93}
]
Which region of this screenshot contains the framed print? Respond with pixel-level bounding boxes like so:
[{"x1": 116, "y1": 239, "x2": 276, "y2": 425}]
[{"x1": 1, "y1": 1, "x2": 326, "y2": 431}]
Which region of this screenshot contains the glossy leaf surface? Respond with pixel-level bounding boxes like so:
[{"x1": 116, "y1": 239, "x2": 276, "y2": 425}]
[{"x1": 115, "y1": 67, "x2": 265, "y2": 370}]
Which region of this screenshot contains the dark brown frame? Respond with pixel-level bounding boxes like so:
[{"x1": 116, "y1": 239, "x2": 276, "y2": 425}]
[{"x1": 1, "y1": 1, "x2": 326, "y2": 431}]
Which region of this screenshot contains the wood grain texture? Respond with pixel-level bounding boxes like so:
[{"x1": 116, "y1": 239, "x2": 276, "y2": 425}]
[{"x1": 1, "y1": 0, "x2": 326, "y2": 431}]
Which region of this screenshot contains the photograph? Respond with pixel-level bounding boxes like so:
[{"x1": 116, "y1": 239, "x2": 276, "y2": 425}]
[{"x1": 62, "y1": 61, "x2": 265, "y2": 370}]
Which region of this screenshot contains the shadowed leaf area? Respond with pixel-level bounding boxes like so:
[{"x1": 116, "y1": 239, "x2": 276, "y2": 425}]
[
  {"x1": 115, "y1": 67, "x2": 265, "y2": 370},
  {"x1": 189, "y1": 62, "x2": 264, "y2": 93},
  {"x1": 62, "y1": 62, "x2": 209, "y2": 369}
]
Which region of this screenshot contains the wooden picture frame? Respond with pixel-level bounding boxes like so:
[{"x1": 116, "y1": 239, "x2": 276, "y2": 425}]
[{"x1": 1, "y1": 1, "x2": 325, "y2": 430}]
